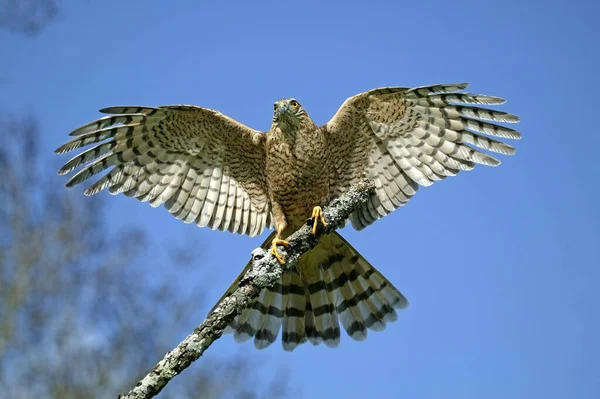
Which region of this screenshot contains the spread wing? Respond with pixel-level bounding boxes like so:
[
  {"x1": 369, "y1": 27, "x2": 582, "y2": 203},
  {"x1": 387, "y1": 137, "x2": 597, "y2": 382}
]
[
  {"x1": 56, "y1": 105, "x2": 272, "y2": 237},
  {"x1": 324, "y1": 83, "x2": 521, "y2": 230}
]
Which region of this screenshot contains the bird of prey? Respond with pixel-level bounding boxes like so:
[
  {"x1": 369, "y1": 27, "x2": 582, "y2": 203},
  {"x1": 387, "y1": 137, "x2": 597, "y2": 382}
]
[{"x1": 55, "y1": 83, "x2": 520, "y2": 351}]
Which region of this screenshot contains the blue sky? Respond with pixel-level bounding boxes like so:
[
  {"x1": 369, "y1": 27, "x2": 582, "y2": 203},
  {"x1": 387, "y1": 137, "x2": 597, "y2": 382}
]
[{"x1": 2, "y1": 0, "x2": 599, "y2": 397}]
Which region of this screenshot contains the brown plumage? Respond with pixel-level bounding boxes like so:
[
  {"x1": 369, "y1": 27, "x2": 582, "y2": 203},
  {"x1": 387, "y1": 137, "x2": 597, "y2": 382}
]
[{"x1": 56, "y1": 83, "x2": 520, "y2": 351}]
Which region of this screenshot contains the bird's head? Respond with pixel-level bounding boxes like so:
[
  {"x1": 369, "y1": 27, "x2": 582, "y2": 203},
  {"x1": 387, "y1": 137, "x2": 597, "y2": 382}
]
[{"x1": 272, "y1": 98, "x2": 307, "y2": 129}]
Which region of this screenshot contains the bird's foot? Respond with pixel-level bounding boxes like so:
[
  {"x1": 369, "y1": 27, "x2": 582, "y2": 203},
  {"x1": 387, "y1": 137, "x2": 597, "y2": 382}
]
[
  {"x1": 311, "y1": 206, "x2": 327, "y2": 235},
  {"x1": 270, "y1": 237, "x2": 290, "y2": 265}
]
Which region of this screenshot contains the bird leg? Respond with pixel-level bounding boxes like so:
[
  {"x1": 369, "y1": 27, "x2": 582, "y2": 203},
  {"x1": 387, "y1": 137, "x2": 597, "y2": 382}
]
[
  {"x1": 270, "y1": 233, "x2": 290, "y2": 265},
  {"x1": 269, "y1": 203, "x2": 290, "y2": 264},
  {"x1": 310, "y1": 206, "x2": 327, "y2": 235}
]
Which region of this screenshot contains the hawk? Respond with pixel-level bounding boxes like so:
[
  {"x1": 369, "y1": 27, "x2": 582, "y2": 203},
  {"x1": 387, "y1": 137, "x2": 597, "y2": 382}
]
[{"x1": 56, "y1": 83, "x2": 520, "y2": 351}]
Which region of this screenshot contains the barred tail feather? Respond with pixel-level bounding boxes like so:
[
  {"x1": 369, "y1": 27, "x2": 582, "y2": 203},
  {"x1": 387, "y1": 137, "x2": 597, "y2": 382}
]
[{"x1": 214, "y1": 231, "x2": 407, "y2": 351}]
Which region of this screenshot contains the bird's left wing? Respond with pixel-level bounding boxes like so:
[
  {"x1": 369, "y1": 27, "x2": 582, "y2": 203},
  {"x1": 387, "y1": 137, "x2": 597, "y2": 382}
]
[
  {"x1": 324, "y1": 83, "x2": 521, "y2": 230},
  {"x1": 56, "y1": 105, "x2": 272, "y2": 237}
]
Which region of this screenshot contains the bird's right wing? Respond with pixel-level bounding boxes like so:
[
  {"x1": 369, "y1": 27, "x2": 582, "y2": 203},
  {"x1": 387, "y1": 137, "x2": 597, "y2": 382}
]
[{"x1": 56, "y1": 105, "x2": 272, "y2": 237}]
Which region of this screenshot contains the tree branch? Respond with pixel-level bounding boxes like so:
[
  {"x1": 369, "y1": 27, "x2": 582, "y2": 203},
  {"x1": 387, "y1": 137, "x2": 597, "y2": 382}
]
[{"x1": 118, "y1": 180, "x2": 376, "y2": 399}]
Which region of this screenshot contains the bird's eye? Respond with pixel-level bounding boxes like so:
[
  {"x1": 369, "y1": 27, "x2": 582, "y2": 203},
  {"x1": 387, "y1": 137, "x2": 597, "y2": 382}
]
[
  {"x1": 290, "y1": 100, "x2": 299, "y2": 109},
  {"x1": 273, "y1": 103, "x2": 277, "y2": 111}
]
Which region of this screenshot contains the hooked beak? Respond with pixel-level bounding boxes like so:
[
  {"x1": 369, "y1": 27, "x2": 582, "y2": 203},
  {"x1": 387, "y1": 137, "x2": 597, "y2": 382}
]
[{"x1": 278, "y1": 103, "x2": 289, "y2": 114}]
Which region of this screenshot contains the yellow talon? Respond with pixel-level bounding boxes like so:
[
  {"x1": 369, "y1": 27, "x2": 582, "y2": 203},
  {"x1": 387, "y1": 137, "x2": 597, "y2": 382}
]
[
  {"x1": 270, "y1": 236, "x2": 290, "y2": 265},
  {"x1": 311, "y1": 206, "x2": 327, "y2": 235}
]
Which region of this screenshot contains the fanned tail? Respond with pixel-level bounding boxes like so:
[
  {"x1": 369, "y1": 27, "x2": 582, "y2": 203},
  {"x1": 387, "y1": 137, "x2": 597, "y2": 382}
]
[{"x1": 213, "y1": 231, "x2": 407, "y2": 351}]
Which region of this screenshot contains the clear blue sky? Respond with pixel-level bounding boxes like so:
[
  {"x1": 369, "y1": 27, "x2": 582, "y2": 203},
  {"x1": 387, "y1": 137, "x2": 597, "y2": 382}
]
[{"x1": 2, "y1": 0, "x2": 598, "y2": 397}]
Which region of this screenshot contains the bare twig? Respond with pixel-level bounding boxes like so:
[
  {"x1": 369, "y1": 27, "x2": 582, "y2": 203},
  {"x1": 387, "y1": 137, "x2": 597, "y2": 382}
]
[{"x1": 119, "y1": 180, "x2": 376, "y2": 399}]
